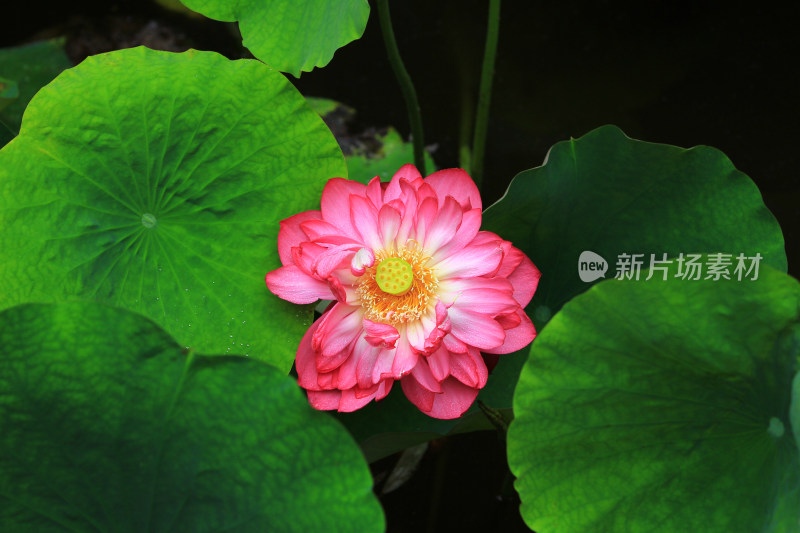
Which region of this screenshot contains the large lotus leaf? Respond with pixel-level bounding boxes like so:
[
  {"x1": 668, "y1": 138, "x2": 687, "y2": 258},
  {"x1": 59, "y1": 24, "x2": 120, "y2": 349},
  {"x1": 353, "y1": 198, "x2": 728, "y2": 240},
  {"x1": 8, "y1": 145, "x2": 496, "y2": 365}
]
[
  {"x1": 178, "y1": 0, "x2": 370, "y2": 76},
  {"x1": 0, "y1": 39, "x2": 71, "y2": 146},
  {"x1": 0, "y1": 47, "x2": 346, "y2": 372},
  {"x1": 482, "y1": 124, "x2": 787, "y2": 331},
  {"x1": 508, "y1": 265, "x2": 800, "y2": 532},
  {"x1": 0, "y1": 302, "x2": 384, "y2": 532}
]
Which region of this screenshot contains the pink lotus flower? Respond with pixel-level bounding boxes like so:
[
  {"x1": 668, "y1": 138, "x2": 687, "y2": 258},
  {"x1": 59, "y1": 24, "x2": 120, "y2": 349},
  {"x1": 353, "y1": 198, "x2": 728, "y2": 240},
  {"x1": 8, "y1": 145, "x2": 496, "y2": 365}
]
[{"x1": 266, "y1": 165, "x2": 539, "y2": 419}]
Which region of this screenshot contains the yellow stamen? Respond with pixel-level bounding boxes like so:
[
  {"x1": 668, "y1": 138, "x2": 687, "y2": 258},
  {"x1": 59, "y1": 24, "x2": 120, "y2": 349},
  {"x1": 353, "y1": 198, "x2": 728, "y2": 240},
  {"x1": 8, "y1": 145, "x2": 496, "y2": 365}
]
[{"x1": 356, "y1": 245, "x2": 438, "y2": 325}]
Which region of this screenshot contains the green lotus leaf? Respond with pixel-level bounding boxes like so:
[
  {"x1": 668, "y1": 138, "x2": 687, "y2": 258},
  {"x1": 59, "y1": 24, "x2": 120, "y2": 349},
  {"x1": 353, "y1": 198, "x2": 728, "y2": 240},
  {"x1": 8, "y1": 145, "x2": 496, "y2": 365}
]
[
  {"x1": 0, "y1": 39, "x2": 71, "y2": 146},
  {"x1": 508, "y1": 265, "x2": 800, "y2": 532},
  {"x1": 0, "y1": 47, "x2": 346, "y2": 371},
  {"x1": 794, "y1": 372, "x2": 800, "y2": 456},
  {"x1": 0, "y1": 301, "x2": 384, "y2": 532},
  {"x1": 483, "y1": 124, "x2": 787, "y2": 330},
  {"x1": 178, "y1": 0, "x2": 370, "y2": 76}
]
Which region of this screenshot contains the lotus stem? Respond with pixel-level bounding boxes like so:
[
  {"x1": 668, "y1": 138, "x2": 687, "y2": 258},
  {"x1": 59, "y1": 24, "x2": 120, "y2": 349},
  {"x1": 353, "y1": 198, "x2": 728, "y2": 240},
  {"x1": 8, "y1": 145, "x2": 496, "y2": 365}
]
[
  {"x1": 471, "y1": 0, "x2": 501, "y2": 188},
  {"x1": 376, "y1": 0, "x2": 426, "y2": 175}
]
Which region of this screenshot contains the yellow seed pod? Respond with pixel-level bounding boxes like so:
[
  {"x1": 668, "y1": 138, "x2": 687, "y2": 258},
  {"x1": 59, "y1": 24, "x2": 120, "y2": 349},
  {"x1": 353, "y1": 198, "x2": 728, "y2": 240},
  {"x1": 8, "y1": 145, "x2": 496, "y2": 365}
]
[{"x1": 375, "y1": 257, "x2": 413, "y2": 295}]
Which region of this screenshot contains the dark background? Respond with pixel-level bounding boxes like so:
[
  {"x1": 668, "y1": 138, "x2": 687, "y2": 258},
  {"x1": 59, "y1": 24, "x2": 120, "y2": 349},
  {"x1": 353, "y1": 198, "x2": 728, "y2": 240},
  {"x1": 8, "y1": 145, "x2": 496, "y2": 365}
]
[
  {"x1": 4, "y1": 1, "x2": 798, "y2": 531},
  {"x1": 3, "y1": 1, "x2": 797, "y2": 274}
]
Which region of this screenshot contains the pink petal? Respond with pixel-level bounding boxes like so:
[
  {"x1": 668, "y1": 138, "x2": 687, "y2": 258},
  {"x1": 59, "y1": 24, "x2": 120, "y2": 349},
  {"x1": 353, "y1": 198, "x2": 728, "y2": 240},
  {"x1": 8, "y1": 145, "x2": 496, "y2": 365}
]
[
  {"x1": 429, "y1": 208, "x2": 482, "y2": 264},
  {"x1": 391, "y1": 335, "x2": 419, "y2": 378},
  {"x1": 355, "y1": 345, "x2": 381, "y2": 388},
  {"x1": 326, "y1": 270, "x2": 361, "y2": 305},
  {"x1": 338, "y1": 385, "x2": 378, "y2": 413},
  {"x1": 308, "y1": 387, "x2": 378, "y2": 412},
  {"x1": 496, "y1": 311, "x2": 522, "y2": 329},
  {"x1": 495, "y1": 240, "x2": 523, "y2": 278},
  {"x1": 299, "y1": 218, "x2": 353, "y2": 243},
  {"x1": 438, "y1": 276, "x2": 514, "y2": 304},
  {"x1": 393, "y1": 163, "x2": 423, "y2": 182},
  {"x1": 508, "y1": 251, "x2": 541, "y2": 309},
  {"x1": 266, "y1": 265, "x2": 334, "y2": 304},
  {"x1": 400, "y1": 373, "x2": 435, "y2": 412},
  {"x1": 321, "y1": 178, "x2": 366, "y2": 239},
  {"x1": 312, "y1": 303, "x2": 364, "y2": 359},
  {"x1": 371, "y1": 347, "x2": 397, "y2": 384},
  {"x1": 365, "y1": 176, "x2": 384, "y2": 207},
  {"x1": 432, "y1": 239, "x2": 504, "y2": 279},
  {"x1": 402, "y1": 374, "x2": 480, "y2": 419},
  {"x1": 296, "y1": 317, "x2": 324, "y2": 391},
  {"x1": 291, "y1": 241, "x2": 326, "y2": 276},
  {"x1": 395, "y1": 180, "x2": 420, "y2": 246},
  {"x1": 405, "y1": 319, "x2": 428, "y2": 354},
  {"x1": 423, "y1": 196, "x2": 463, "y2": 253},
  {"x1": 447, "y1": 287, "x2": 518, "y2": 316},
  {"x1": 483, "y1": 309, "x2": 536, "y2": 354},
  {"x1": 398, "y1": 178, "x2": 420, "y2": 207},
  {"x1": 363, "y1": 319, "x2": 400, "y2": 348},
  {"x1": 303, "y1": 335, "x2": 391, "y2": 412},
  {"x1": 385, "y1": 164, "x2": 423, "y2": 203},
  {"x1": 376, "y1": 379, "x2": 393, "y2": 400},
  {"x1": 419, "y1": 300, "x2": 451, "y2": 354},
  {"x1": 427, "y1": 345, "x2": 451, "y2": 382},
  {"x1": 412, "y1": 196, "x2": 438, "y2": 246},
  {"x1": 443, "y1": 333, "x2": 468, "y2": 354},
  {"x1": 310, "y1": 304, "x2": 337, "y2": 352},
  {"x1": 351, "y1": 382, "x2": 380, "y2": 400},
  {"x1": 317, "y1": 336, "x2": 374, "y2": 392},
  {"x1": 425, "y1": 377, "x2": 480, "y2": 419},
  {"x1": 449, "y1": 347, "x2": 488, "y2": 389},
  {"x1": 332, "y1": 338, "x2": 369, "y2": 391},
  {"x1": 350, "y1": 247, "x2": 375, "y2": 276},
  {"x1": 415, "y1": 182, "x2": 438, "y2": 205},
  {"x1": 447, "y1": 306, "x2": 506, "y2": 350},
  {"x1": 312, "y1": 243, "x2": 360, "y2": 278},
  {"x1": 378, "y1": 204, "x2": 402, "y2": 249},
  {"x1": 327, "y1": 276, "x2": 358, "y2": 305},
  {"x1": 470, "y1": 230, "x2": 505, "y2": 246},
  {"x1": 410, "y1": 358, "x2": 443, "y2": 393},
  {"x1": 278, "y1": 210, "x2": 321, "y2": 265},
  {"x1": 424, "y1": 168, "x2": 482, "y2": 210},
  {"x1": 308, "y1": 234, "x2": 363, "y2": 247},
  {"x1": 307, "y1": 389, "x2": 342, "y2": 410},
  {"x1": 316, "y1": 367, "x2": 337, "y2": 389},
  {"x1": 350, "y1": 195, "x2": 382, "y2": 250},
  {"x1": 316, "y1": 342, "x2": 355, "y2": 376}
]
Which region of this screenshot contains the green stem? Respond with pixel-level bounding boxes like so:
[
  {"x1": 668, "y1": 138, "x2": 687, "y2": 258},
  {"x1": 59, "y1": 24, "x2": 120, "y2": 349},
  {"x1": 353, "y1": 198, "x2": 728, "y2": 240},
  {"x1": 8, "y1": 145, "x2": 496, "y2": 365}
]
[
  {"x1": 376, "y1": 0, "x2": 426, "y2": 175},
  {"x1": 471, "y1": 0, "x2": 502, "y2": 188},
  {"x1": 477, "y1": 399, "x2": 510, "y2": 440},
  {"x1": 458, "y1": 82, "x2": 474, "y2": 173}
]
